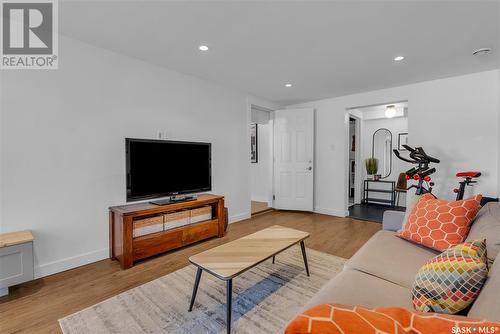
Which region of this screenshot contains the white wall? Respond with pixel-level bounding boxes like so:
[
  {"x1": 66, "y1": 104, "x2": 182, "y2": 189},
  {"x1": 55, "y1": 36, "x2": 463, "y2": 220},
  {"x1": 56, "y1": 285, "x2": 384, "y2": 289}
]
[
  {"x1": 361, "y1": 116, "x2": 408, "y2": 205},
  {"x1": 0, "y1": 77, "x2": 3, "y2": 232},
  {"x1": 250, "y1": 123, "x2": 272, "y2": 203},
  {"x1": 0, "y1": 36, "x2": 263, "y2": 277},
  {"x1": 290, "y1": 70, "x2": 499, "y2": 216}
]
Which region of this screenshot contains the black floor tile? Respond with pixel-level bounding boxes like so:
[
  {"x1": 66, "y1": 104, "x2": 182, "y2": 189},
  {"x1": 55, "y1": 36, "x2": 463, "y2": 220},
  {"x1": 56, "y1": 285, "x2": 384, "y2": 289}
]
[{"x1": 348, "y1": 203, "x2": 405, "y2": 223}]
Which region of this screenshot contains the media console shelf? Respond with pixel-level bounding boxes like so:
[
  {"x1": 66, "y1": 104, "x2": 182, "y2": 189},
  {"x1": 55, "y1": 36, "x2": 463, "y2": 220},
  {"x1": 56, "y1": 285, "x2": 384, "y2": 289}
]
[{"x1": 109, "y1": 194, "x2": 225, "y2": 269}]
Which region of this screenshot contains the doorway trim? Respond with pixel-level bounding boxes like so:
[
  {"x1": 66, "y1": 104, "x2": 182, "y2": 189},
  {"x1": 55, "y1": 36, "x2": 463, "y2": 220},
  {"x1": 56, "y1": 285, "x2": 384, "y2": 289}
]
[
  {"x1": 247, "y1": 100, "x2": 275, "y2": 213},
  {"x1": 344, "y1": 100, "x2": 409, "y2": 215},
  {"x1": 345, "y1": 111, "x2": 362, "y2": 213}
]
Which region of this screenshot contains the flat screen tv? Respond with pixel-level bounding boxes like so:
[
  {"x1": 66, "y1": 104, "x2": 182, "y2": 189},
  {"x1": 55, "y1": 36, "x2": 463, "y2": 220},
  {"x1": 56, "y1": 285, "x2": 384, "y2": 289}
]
[{"x1": 126, "y1": 138, "x2": 211, "y2": 202}]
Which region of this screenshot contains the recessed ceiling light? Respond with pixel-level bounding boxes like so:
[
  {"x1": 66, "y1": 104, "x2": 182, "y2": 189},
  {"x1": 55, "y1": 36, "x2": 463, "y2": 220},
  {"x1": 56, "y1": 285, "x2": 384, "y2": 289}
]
[
  {"x1": 285, "y1": 83, "x2": 292, "y2": 88},
  {"x1": 394, "y1": 56, "x2": 405, "y2": 61},
  {"x1": 472, "y1": 48, "x2": 491, "y2": 56},
  {"x1": 198, "y1": 45, "x2": 209, "y2": 51}
]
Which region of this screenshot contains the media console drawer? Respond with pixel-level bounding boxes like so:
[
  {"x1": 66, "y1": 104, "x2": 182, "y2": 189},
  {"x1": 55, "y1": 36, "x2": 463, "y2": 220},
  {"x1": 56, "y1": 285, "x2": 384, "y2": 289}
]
[
  {"x1": 109, "y1": 194, "x2": 225, "y2": 269},
  {"x1": 133, "y1": 229, "x2": 183, "y2": 261},
  {"x1": 182, "y1": 220, "x2": 218, "y2": 244}
]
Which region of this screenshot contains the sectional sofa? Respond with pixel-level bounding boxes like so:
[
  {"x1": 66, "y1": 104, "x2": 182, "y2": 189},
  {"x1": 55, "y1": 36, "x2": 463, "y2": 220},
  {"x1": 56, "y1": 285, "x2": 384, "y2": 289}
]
[{"x1": 302, "y1": 202, "x2": 500, "y2": 321}]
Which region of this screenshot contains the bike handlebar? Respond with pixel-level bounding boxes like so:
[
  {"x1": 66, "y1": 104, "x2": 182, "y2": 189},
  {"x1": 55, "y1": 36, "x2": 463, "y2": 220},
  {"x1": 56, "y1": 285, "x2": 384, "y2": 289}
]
[
  {"x1": 394, "y1": 146, "x2": 440, "y2": 164},
  {"x1": 393, "y1": 149, "x2": 416, "y2": 163},
  {"x1": 393, "y1": 145, "x2": 439, "y2": 195},
  {"x1": 402, "y1": 144, "x2": 415, "y2": 152},
  {"x1": 417, "y1": 147, "x2": 440, "y2": 163}
]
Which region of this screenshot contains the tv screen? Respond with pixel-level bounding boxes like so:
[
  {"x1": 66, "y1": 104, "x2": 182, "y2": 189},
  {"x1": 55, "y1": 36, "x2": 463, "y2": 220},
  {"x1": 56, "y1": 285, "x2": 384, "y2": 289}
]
[{"x1": 126, "y1": 138, "x2": 211, "y2": 201}]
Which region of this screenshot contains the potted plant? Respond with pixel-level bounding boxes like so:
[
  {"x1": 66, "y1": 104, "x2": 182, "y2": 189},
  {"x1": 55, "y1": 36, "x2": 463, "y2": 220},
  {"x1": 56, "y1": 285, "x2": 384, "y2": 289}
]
[{"x1": 365, "y1": 158, "x2": 379, "y2": 179}]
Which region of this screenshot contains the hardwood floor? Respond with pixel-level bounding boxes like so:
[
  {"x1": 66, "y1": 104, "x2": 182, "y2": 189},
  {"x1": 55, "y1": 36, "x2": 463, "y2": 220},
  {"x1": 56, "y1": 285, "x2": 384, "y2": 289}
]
[{"x1": 0, "y1": 211, "x2": 381, "y2": 334}]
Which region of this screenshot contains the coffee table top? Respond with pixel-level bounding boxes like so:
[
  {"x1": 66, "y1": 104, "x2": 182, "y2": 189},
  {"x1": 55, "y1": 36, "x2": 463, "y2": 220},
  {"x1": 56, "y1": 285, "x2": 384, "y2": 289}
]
[{"x1": 189, "y1": 225, "x2": 309, "y2": 279}]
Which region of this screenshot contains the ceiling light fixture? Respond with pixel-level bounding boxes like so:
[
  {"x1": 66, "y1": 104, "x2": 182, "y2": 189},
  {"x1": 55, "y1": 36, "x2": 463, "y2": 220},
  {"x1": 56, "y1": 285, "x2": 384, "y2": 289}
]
[
  {"x1": 385, "y1": 105, "x2": 396, "y2": 118},
  {"x1": 285, "y1": 83, "x2": 292, "y2": 88},
  {"x1": 394, "y1": 56, "x2": 405, "y2": 61},
  {"x1": 198, "y1": 45, "x2": 209, "y2": 51},
  {"x1": 472, "y1": 48, "x2": 491, "y2": 56}
]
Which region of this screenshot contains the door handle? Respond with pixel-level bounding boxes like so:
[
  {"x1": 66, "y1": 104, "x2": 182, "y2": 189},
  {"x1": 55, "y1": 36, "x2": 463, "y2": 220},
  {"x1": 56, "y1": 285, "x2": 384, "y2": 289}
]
[{"x1": 306, "y1": 166, "x2": 312, "y2": 171}]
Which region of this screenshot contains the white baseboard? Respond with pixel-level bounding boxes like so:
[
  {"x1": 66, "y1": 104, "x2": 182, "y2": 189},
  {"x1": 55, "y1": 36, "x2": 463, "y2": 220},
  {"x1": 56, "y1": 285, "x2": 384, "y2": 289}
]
[
  {"x1": 34, "y1": 248, "x2": 109, "y2": 279},
  {"x1": 314, "y1": 207, "x2": 349, "y2": 217},
  {"x1": 33, "y1": 212, "x2": 251, "y2": 278},
  {"x1": 229, "y1": 212, "x2": 251, "y2": 224},
  {"x1": 0, "y1": 287, "x2": 8, "y2": 297}
]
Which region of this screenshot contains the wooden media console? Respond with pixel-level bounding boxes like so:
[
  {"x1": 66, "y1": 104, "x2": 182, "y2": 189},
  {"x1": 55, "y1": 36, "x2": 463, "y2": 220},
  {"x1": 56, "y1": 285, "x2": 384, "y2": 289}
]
[{"x1": 109, "y1": 194, "x2": 225, "y2": 269}]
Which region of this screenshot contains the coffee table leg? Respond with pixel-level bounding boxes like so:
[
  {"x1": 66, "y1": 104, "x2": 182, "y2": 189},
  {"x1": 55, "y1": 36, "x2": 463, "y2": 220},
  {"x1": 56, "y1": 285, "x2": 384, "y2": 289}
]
[
  {"x1": 272, "y1": 256, "x2": 275, "y2": 264},
  {"x1": 226, "y1": 279, "x2": 232, "y2": 334},
  {"x1": 300, "y1": 241, "x2": 310, "y2": 277},
  {"x1": 188, "y1": 268, "x2": 202, "y2": 311}
]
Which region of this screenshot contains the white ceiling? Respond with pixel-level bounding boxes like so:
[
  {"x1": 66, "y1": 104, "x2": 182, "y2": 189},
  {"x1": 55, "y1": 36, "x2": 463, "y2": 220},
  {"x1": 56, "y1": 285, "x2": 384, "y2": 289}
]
[{"x1": 59, "y1": 1, "x2": 499, "y2": 106}]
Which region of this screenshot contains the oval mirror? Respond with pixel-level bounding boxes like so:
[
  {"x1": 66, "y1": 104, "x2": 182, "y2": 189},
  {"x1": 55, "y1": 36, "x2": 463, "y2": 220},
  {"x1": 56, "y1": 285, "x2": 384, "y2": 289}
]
[{"x1": 372, "y1": 128, "x2": 392, "y2": 179}]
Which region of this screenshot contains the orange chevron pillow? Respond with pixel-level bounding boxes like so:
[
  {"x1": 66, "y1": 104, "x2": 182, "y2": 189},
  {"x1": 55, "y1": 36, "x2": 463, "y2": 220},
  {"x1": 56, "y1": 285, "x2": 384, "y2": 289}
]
[
  {"x1": 285, "y1": 304, "x2": 500, "y2": 334},
  {"x1": 398, "y1": 194, "x2": 482, "y2": 251}
]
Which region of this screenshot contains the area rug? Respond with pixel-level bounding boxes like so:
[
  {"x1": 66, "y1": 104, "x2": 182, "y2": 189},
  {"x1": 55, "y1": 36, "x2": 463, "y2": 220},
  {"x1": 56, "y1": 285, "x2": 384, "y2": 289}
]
[{"x1": 59, "y1": 247, "x2": 346, "y2": 334}]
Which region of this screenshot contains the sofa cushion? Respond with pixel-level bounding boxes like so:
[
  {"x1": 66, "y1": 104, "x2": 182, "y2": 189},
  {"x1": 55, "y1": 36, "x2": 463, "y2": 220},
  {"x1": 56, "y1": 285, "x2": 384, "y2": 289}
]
[
  {"x1": 468, "y1": 251, "x2": 500, "y2": 321},
  {"x1": 345, "y1": 230, "x2": 438, "y2": 288},
  {"x1": 412, "y1": 240, "x2": 488, "y2": 314},
  {"x1": 301, "y1": 268, "x2": 413, "y2": 312},
  {"x1": 466, "y1": 202, "x2": 500, "y2": 264},
  {"x1": 286, "y1": 304, "x2": 500, "y2": 334},
  {"x1": 399, "y1": 194, "x2": 482, "y2": 251},
  {"x1": 383, "y1": 210, "x2": 406, "y2": 232}
]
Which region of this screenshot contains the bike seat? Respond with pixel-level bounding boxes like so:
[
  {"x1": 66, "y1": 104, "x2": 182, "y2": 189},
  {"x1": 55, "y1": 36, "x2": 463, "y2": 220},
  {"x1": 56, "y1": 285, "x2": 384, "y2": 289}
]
[{"x1": 456, "y1": 171, "x2": 481, "y2": 178}]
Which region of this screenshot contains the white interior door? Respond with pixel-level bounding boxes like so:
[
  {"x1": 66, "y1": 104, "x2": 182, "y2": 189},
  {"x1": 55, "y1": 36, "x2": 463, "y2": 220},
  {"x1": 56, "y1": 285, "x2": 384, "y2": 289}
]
[{"x1": 273, "y1": 108, "x2": 314, "y2": 211}]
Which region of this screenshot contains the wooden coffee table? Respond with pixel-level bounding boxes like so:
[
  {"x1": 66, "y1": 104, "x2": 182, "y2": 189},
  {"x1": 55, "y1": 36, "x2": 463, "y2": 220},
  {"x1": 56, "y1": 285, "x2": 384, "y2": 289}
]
[{"x1": 188, "y1": 225, "x2": 310, "y2": 334}]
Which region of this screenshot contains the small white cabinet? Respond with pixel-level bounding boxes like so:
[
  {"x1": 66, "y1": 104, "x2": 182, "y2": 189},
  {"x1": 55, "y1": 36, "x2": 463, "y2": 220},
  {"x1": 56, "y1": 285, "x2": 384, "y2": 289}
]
[{"x1": 0, "y1": 230, "x2": 34, "y2": 296}]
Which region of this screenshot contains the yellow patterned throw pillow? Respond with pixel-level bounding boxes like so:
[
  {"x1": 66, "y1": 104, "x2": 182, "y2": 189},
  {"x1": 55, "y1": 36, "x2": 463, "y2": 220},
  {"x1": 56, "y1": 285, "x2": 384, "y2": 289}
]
[{"x1": 412, "y1": 240, "x2": 488, "y2": 314}]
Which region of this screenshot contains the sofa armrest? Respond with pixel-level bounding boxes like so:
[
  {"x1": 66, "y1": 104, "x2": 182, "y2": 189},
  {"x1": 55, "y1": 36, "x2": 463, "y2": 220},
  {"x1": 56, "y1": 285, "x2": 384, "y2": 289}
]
[{"x1": 382, "y1": 211, "x2": 406, "y2": 231}]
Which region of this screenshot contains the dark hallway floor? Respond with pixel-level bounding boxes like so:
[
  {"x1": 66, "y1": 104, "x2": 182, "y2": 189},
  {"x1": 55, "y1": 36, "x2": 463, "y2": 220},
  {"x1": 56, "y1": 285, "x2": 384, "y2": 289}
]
[{"x1": 348, "y1": 203, "x2": 406, "y2": 223}]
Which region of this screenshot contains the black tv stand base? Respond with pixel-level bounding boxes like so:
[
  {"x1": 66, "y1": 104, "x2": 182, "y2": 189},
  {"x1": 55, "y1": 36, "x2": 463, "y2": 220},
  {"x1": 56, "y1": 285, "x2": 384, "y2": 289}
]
[{"x1": 150, "y1": 195, "x2": 198, "y2": 206}]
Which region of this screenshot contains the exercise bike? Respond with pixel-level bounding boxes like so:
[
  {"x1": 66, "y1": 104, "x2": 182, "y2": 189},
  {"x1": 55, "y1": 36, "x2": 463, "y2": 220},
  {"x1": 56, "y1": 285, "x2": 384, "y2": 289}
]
[
  {"x1": 395, "y1": 147, "x2": 483, "y2": 200},
  {"x1": 454, "y1": 172, "x2": 500, "y2": 205},
  {"x1": 394, "y1": 146, "x2": 495, "y2": 204},
  {"x1": 454, "y1": 172, "x2": 481, "y2": 200},
  {"x1": 393, "y1": 145, "x2": 440, "y2": 195}
]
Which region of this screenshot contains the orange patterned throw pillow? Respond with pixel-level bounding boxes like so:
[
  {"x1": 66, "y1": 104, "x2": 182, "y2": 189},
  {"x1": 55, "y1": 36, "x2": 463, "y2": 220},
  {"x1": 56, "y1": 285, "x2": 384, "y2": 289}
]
[
  {"x1": 284, "y1": 304, "x2": 500, "y2": 334},
  {"x1": 398, "y1": 194, "x2": 482, "y2": 251}
]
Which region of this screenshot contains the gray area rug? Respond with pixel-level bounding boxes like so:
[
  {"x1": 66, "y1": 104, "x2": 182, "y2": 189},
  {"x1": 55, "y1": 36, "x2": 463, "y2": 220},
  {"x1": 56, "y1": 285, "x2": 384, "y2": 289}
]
[{"x1": 59, "y1": 247, "x2": 346, "y2": 334}]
